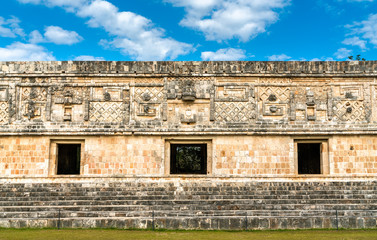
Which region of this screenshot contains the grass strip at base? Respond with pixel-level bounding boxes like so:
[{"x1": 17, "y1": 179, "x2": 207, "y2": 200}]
[{"x1": 1, "y1": 229, "x2": 377, "y2": 240}]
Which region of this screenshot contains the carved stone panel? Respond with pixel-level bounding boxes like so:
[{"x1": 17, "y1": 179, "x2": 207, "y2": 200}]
[
  {"x1": 333, "y1": 100, "x2": 365, "y2": 122},
  {"x1": 258, "y1": 86, "x2": 290, "y2": 120},
  {"x1": 167, "y1": 79, "x2": 212, "y2": 100},
  {"x1": 19, "y1": 87, "x2": 48, "y2": 121},
  {"x1": 89, "y1": 87, "x2": 128, "y2": 123},
  {"x1": 214, "y1": 84, "x2": 255, "y2": 123},
  {"x1": 215, "y1": 102, "x2": 255, "y2": 122},
  {"x1": 292, "y1": 87, "x2": 328, "y2": 121},
  {"x1": 89, "y1": 102, "x2": 124, "y2": 122},
  {"x1": 51, "y1": 86, "x2": 88, "y2": 122},
  {"x1": 215, "y1": 85, "x2": 250, "y2": 102},
  {"x1": 332, "y1": 85, "x2": 365, "y2": 122},
  {"x1": 0, "y1": 101, "x2": 8, "y2": 124},
  {"x1": 0, "y1": 88, "x2": 9, "y2": 124},
  {"x1": 134, "y1": 87, "x2": 163, "y2": 120},
  {"x1": 167, "y1": 102, "x2": 210, "y2": 126}
]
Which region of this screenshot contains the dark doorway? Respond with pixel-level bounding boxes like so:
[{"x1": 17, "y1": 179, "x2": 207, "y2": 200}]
[
  {"x1": 57, "y1": 144, "x2": 81, "y2": 175},
  {"x1": 170, "y1": 144, "x2": 207, "y2": 174},
  {"x1": 298, "y1": 143, "x2": 321, "y2": 174}
]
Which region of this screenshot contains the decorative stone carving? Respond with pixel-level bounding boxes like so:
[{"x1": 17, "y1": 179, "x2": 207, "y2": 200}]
[
  {"x1": 258, "y1": 86, "x2": 290, "y2": 119},
  {"x1": 24, "y1": 100, "x2": 39, "y2": 120},
  {"x1": 89, "y1": 102, "x2": 124, "y2": 122},
  {"x1": 138, "y1": 103, "x2": 158, "y2": 116},
  {"x1": 0, "y1": 101, "x2": 8, "y2": 124},
  {"x1": 215, "y1": 102, "x2": 256, "y2": 122},
  {"x1": 63, "y1": 106, "x2": 72, "y2": 121},
  {"x1": 142, "y1": 92, "x2": 151, "y2": 102},
  {"x1": 268, "y1": 94, "x2": 277, "y2": 102},
  {"x1": 134, "y1": 87, "x2": 163, "y2": 119},
  {"x1": 215, "y1": 85, "x2": 250, "y2": 102},
  {"x1": 51, "y1": 87, "x2": 87, "y2": 122},
  {"x1": 306, "y1": 91, "x2": 315, "y2": 106},
  {"x1": 269, "y1": 105, "x2": 277, "y2": 113},
  {"x1": 334, "y1": 100, "x2": 365, "y2": 122},
  {"x1": 180, "y1": 108, "x2": 197, "y2": 123},
  {"x1": 182, "y1": 80, "x2": 196, "y2": 101},
  {"x1": 104, "y1": 91, "x2": 111, "y2": 101},
  {"x1": 19, "y1": 87, "x2": 47, "y2": 121}
]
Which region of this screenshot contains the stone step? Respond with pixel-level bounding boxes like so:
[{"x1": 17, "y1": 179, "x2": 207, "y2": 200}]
[
  {"x1": 2, "y1": 184, "x2": 377, "y2": 192},
  {"x1": 1, "y1": 199, "x2": 377, "y2": 209},
  {"x1": 1, "y1": 215, "x2": 377, "y2": 229},
  {"x1": 1, "y1": 209, "x2": 376, "y2": 219},
  {"x1": 0, "y1": 193, "x2": 375, "y2": 202},
  {"x1": 1, "y1": 202, "x2": 376, "y2": 213}
]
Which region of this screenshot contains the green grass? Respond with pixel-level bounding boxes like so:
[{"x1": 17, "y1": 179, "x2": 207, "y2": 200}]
[{"x1": 0, "y1": 229, "x2": 377, "y2": 240}]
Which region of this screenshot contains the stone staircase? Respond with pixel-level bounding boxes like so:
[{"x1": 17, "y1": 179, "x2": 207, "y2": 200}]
[{"x1": 0, "y1": 181, "x2": 376, "y2": 229}]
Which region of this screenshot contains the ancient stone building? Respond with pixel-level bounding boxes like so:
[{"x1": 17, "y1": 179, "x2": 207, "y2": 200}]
[{"x1": 0, "y1": 61, "x2": 376, "y2": 229}]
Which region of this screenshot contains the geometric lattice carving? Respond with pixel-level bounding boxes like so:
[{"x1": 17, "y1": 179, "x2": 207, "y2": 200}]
[
  {"x1": 134, "y1": 87, "x2": 163, "y2": 103},
  {"x1": 215, "y1": 102, "x2": 255, "y2": 122},
  {"x1": 259, "y1": 87, "x2": 290, "y2": 102},
  {"x1": 53, "y1": 87, "x2": 85, "y2": 104},
  {"x1": 334, "y1": 101, "x2": 365, "y2": 122},
  {"x1": 0, "y1": 101, "x2": 8, "y2": 124},
  {"x1": 21, "y1": 87, "x2": 47, "y2": 101},
  {"x1": 258, "y1": 86, "x2": 290, "y2": 119},
  {"x1": 19, "y1": 87, "x2": 47, "y2": 121},
  {"x1": 89, "y1": 102, "x2": 123, "y2": 122}
]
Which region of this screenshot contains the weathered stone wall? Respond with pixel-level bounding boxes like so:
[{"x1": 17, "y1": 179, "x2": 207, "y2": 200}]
[
  {"x1": 330, "y1": 136, "x2": 377, "y2": 175},
  {"x1": 0, "y1": 61, "x2": 376, "y2": 135},
  {"x1": 0, "y1": 61, "x2": 377, "y2": 178},
  {"x1": 2, "y1": 135, "x2": 377, "y2": 177},
  {"x1": 1, "y1": 61, "x2": 377, "y2": 229}
]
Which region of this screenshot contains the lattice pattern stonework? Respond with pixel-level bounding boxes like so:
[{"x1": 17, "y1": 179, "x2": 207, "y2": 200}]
[
  {"x1": 259, "y1": 87, "x2": 290, "y2": 102},
  {"x1": 0, "y1": 102, "x2": 8, "y2": 124},
  {"x1": 334, "y1": 101, "x2": 365, "y2": 122},
  {"x1": 21, "y1": 87, "x2": 47, "y2": 101},
  {"x1": 90, "y1": 102, "x2": 123, "y2": 122},
  {"x1": 215, "y1": 102, "x2": 254, "y2": 122},
  {"x1": 134, "y1": 87, "x2": 163, "y2": 103}
]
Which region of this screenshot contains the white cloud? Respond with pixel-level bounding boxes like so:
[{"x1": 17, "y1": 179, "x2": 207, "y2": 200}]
[
  {"x1": 17, "y1": 0, "x2": 89, "y2": 12},
  {"x1": 29, "y1": 26, "x2": 83, "y2": 45},
  {"x1": 166, "y1": 0, "x2": 290, "y2": 42},
  {"x1": 334, "y1": 48, "x2": 352, "y2": 59},
  {"x1": 345, "y1": 14, "x2": 377, "y2": 47},
  {"x1": 18, "y1": 0, "x2": 193, "y2": 60},
  {"x1": 0, "y1": 16, "x2": 25, "y2": 38},
  {"x1": 74, "y1": 55, "x2": 105, "y2": 61},
  {"x1": 29, "y1": 30, "x2": 44, "y2": 43},
  {"x1": 201, "y1": 48, "x2": 246, "y2": 60},
  {"x1": 17, "y1": 0, "x2": 42, "y2": 3},
  {"x1": 310, "y1": 57, "x2": 334, "y2": 61},
  {"x1": 44, "y1": 26, "x2": 83, "y2": 45},
  {"x1": 267, "y1": 54, "x2": 291, "y2": 61},
  {"x1": 342, "y1": 36, "x2": 367, "y2": 50},
  {"x1": 0, "y1": 42, "x2": 55, "y2": 61}
]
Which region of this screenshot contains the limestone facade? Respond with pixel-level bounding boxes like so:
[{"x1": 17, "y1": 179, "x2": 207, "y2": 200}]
[{"x1": 0, "y1": 61, "x2": 377, "y2": 179}]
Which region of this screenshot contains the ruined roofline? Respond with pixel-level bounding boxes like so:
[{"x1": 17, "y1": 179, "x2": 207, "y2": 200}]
[{"x1": 0, "y1": 61, "x2": 377, "y2": 76}]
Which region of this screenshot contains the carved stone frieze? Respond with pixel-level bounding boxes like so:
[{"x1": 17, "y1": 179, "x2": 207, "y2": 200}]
[
  {"x1": 89, "y1": 102, "x2": 124, "y2": 122},
  {"x1": 333, "y1": 100, "x2": 365, "y2": 122},
  {"x1": 134, "y1": 87, "x2": 163, "y2": 120},
  {"x1": 0, "y1": 101, "x2": 8, "y2": 124},
  {"x1": 215, "y1": 102, "x2": 255, "y2": 122},
  {"x1": 19, "y1": 87, "x2": 48, "y2": 121},
  {"x1": 258, "y1": 86, "x2": 290, "y2": 119}
]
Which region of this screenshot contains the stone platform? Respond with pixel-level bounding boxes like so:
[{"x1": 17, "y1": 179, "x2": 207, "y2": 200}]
[{"x1": 0, "y1": 179, "x2": 376, "y2": 229}]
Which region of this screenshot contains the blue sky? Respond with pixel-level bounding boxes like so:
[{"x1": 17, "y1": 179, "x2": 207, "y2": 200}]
[{"x1": 0, "y1": 0, "x2": 376, "y2": 61}]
